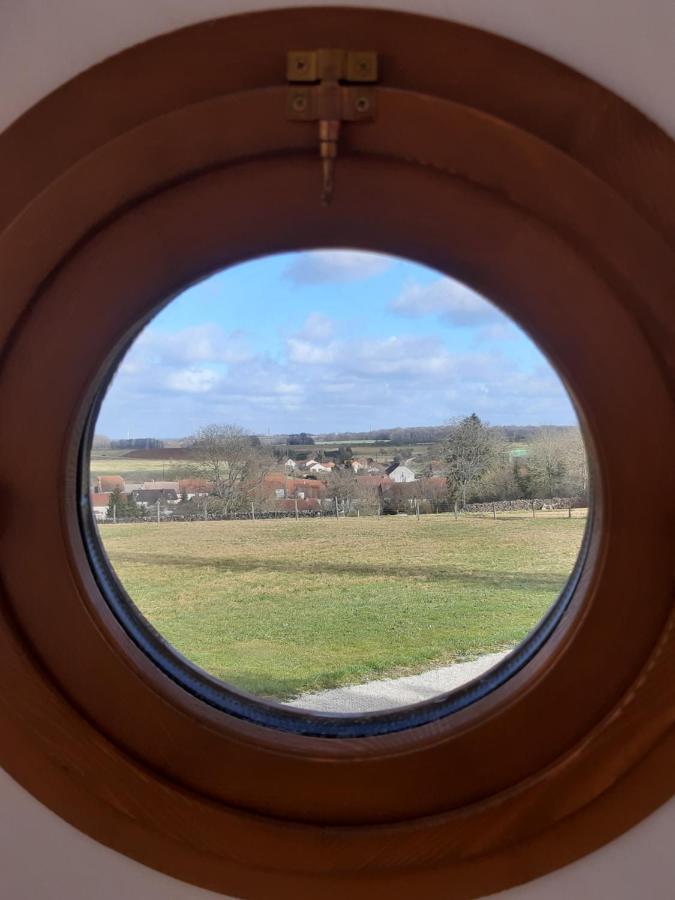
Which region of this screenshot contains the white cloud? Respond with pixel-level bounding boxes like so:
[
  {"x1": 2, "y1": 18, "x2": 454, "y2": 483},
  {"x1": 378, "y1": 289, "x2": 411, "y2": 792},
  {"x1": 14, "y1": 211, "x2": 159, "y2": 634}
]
[
  {"x1": 127, "y1": 324, "x2": 252, "y2": 369},
  {"x1": 287, "y1": 339, "x2": 336, "y2": 365},
  {"x1": 390, "y1": 278, "x2": 503, "y2": 326},
  {"x1": 99, "y1": 326, "x2": 575, "y2": 437},
  {"x1": 287, "y1": 332, "x2": 456, "y2": 379},
  {"x1": 96, "y1": 250, "x2": 580, "y2": 438},
  {"x1": 296, "y1": 312, "x2": 335, "y2": 342},
  {"x1": 284, "y1": 250, "x2": 393, "y2": 285},
  {"x1": 476, "y1": 321, "x2": 519, "y2": 342},
  {"x1": 165, "y1": 368, "x2": 220, "y2": 393},
  {"x1": 273, "y1": 381, "x2": 302, "y2": 396},
  {"x1": 345, "y1": 336, "x2": 454, "y2": 378}
]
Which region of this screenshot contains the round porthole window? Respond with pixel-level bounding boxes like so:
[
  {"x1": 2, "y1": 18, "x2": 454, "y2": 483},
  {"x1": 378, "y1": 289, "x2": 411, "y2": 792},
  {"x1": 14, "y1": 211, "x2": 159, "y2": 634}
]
[
  {"x1": 82, "y1": 248, "x2": 591, "y2": 736},
  {"x1": 0, "y1": 9, "x2": 672, "y2": 899}
]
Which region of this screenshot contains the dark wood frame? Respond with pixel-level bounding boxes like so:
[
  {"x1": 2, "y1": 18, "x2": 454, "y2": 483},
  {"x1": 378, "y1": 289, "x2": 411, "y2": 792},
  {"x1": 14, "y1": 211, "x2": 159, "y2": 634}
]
[{"x1": 0, "y1": 8, "x2": 673, "y2": 898}]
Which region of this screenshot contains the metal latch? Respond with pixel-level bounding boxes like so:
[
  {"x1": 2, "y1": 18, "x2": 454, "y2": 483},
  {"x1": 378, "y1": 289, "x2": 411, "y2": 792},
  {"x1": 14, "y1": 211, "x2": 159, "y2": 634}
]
[{"x1": 287, "y1": 49, "x2": 378, "y2": 205}]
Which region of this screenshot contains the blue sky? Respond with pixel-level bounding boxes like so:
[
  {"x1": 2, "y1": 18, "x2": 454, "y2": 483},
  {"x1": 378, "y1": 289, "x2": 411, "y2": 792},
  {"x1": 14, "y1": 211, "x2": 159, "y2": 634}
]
[{"x1": 96, "y1": 250, "x2": 577, "y2": 438}]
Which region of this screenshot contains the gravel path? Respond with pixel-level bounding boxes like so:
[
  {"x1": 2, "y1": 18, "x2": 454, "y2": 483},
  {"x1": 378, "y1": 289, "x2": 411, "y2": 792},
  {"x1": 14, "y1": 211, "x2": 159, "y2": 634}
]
[{"x1": 285, "y1": 650, "x2": 509, "y2": 713}]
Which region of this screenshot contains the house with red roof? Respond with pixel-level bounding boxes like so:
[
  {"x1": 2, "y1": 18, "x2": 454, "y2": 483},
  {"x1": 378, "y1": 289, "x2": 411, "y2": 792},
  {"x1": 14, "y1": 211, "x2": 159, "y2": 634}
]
[
  {"x1": 178, "y1": 479, "x2": 213, "y2": 498},
  {"x1": 95, "y1": 475, "x2": 125, "y2": 493},
  {"x1": 262, "y1": 474, "x2": 326, "y2": 501},
  {"x1": 90, "y1": 492, "x2": 112, "y2": 521}
]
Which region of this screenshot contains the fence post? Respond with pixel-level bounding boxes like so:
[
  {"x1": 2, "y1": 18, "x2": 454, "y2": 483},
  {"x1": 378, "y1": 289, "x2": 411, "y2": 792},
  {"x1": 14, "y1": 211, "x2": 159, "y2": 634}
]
[
  {"x1": 251, "y1": 502, "x2": 256, "y2": 521},
  {"x1": 531, "y1": 500, "x2": 535, "y2": 518},
  {"x1": 112, "y1": 503, "x2": 116, "y2": 524},
  {"x1": 156, "y1": 500, "x2": 160, "y2": 524},
  {"x1": 568, "y1": 503, "x2": 572, "y2": 518},
  {"x1": 294, "y1": 498, "x2": 299, "y2": 521},
  {"x1": 203, "y1": 501, "x2": 208, "y2": 521},
  {"x1": 492, "y1": 502, "x2": 496, "y2": 520},
  {"x1": 335, "y1": 497, "x2": 339, "y2": 519}
]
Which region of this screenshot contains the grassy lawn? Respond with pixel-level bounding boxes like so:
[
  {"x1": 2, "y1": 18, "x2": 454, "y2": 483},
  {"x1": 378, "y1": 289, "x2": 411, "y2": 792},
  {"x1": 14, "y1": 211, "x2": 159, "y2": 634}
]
[{"x1": 99, "y1": 513, "x2": 585, "y2": 701}]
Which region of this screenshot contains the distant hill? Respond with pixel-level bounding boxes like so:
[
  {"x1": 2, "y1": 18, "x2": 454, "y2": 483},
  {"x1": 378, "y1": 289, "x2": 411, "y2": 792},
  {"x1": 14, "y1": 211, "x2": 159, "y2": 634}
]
[
  {"x1": 313, "y1": 424, "x2": 578, "y2": 445},
  {"x1": 110, "y1": 423, "x2": 580, "y2": 456}
]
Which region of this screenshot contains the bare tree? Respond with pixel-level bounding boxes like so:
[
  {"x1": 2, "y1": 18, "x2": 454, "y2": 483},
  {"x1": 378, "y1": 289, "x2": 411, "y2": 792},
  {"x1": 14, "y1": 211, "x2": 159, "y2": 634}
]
[
  {"x1": 473, "y1": 441, "x2": 519, "y2": 502},
  {"x1": 329, "y1": 467, "x2": 359, "y2": 514},
  {"x1": 528, "y1": 427, "x2": 568, "y2": 501},
  {"x1": 559, "y1": 427, "x2": 589, "y2": 498},
  {"x1": 442, "y1": 414, "x2": 495, "y2": 511},
  {"x1": 416, "y1": 476, "x2": 450, "y2": 513},
  {"x1": 189, "y1": 424, "x2": 270, "y2": 514}
]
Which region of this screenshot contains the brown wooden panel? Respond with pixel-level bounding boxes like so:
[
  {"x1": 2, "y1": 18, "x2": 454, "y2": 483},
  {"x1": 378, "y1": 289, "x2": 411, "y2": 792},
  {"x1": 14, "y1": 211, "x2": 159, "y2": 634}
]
[{"x1": 0, "y1": 9, "x2": 673, "y2": 899}]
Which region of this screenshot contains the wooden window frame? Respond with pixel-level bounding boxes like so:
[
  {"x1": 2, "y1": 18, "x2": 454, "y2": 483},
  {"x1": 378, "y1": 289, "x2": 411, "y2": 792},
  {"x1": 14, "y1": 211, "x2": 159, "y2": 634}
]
[{"x1": 0, "y1": 8, "x2": 673, "y2": 899}]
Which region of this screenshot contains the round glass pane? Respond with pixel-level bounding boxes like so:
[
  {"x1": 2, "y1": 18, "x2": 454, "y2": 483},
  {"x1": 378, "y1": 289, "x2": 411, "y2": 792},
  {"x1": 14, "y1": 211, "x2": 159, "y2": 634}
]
[{"x1": 82, "y1": 250, "x2": 589, "y2": 733}]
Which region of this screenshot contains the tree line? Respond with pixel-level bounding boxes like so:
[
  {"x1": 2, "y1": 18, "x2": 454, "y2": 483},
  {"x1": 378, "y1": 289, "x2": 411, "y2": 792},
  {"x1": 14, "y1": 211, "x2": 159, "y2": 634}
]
[{"x1": 442, "y1": 413, "x2": 587, "y2": 511}]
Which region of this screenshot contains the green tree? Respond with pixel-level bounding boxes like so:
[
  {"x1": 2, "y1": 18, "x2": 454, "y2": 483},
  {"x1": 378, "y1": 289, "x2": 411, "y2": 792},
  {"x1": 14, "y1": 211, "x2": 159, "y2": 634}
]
[
  {"x1": 288, "y1": 432, "x2": 314, "y2": 445},
  {"x1": 106, "y1": 486, "x2": 142, "y2": 520},
  {"x1": 513, "y1": 459, "x2": 536, "y2": 499},
  {"x1": 125, "y1": 493, "x2": 142, "y2": 519},
  {"x1": 106, "y1": 486, "x2": 131, "y2": 520},
  {"x1": 442, "y1": 414, "x2": 495, "y2": 510},
  {"x1": 338, "y1": 445, "x2": 354, "y2": 465}
]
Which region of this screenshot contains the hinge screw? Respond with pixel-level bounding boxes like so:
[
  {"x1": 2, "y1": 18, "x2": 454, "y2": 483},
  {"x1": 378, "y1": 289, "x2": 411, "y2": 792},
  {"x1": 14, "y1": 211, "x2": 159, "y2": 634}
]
[
  {"x1": 355, "y1": 96, "x2": 370, "y2": 113},
  {"x1": 292, "y1": 95, "x2": 308, "y2": 112}
]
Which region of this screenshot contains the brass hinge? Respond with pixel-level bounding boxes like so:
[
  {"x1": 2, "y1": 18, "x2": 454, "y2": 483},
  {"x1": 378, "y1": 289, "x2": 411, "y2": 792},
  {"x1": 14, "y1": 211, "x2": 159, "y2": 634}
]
[{"x1": 287, "y1": 49, "x2": 378, "y2": 205}]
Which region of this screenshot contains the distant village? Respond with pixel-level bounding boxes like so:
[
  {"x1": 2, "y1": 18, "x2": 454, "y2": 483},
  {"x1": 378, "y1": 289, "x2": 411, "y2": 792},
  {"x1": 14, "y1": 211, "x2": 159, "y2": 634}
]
[
  {"x1": 90, "y1": 420, "x2": 588, "y2": 523},
  {"x1": 90, "y1": 452, "x2": 448, "y2": 522}
]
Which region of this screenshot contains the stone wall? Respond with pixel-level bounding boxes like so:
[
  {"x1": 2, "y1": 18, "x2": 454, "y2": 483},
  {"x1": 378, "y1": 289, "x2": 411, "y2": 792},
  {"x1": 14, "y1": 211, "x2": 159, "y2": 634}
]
[{"x1": 463, "y1": 497, "x2": 583, "y2": 513}]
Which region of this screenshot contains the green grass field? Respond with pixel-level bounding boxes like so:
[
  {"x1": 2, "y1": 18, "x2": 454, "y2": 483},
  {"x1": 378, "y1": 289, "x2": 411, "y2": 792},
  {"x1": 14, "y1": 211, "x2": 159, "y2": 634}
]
[
  {"x1": 99, "y1": 513, "x2": 585, "y2": 701},
  {"x1": 89, "y1": 455, "x2": 177, "y2": 481}
]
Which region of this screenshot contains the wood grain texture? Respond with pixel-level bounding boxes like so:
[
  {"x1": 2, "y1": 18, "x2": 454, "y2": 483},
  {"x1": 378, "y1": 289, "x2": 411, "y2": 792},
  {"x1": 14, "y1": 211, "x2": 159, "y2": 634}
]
[{"x1": 0, "y1": 9, "x2": 673, "y2": 899}]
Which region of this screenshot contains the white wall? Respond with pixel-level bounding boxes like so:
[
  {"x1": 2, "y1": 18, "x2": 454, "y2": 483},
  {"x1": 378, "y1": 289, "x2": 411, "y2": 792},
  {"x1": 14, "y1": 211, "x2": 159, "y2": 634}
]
[
  {"x1": 2, "y1": 0, "x2": 674, "y2": 137},
  {"x1": 1, "y1": 2, "x2": 673, "y2": 897}
]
